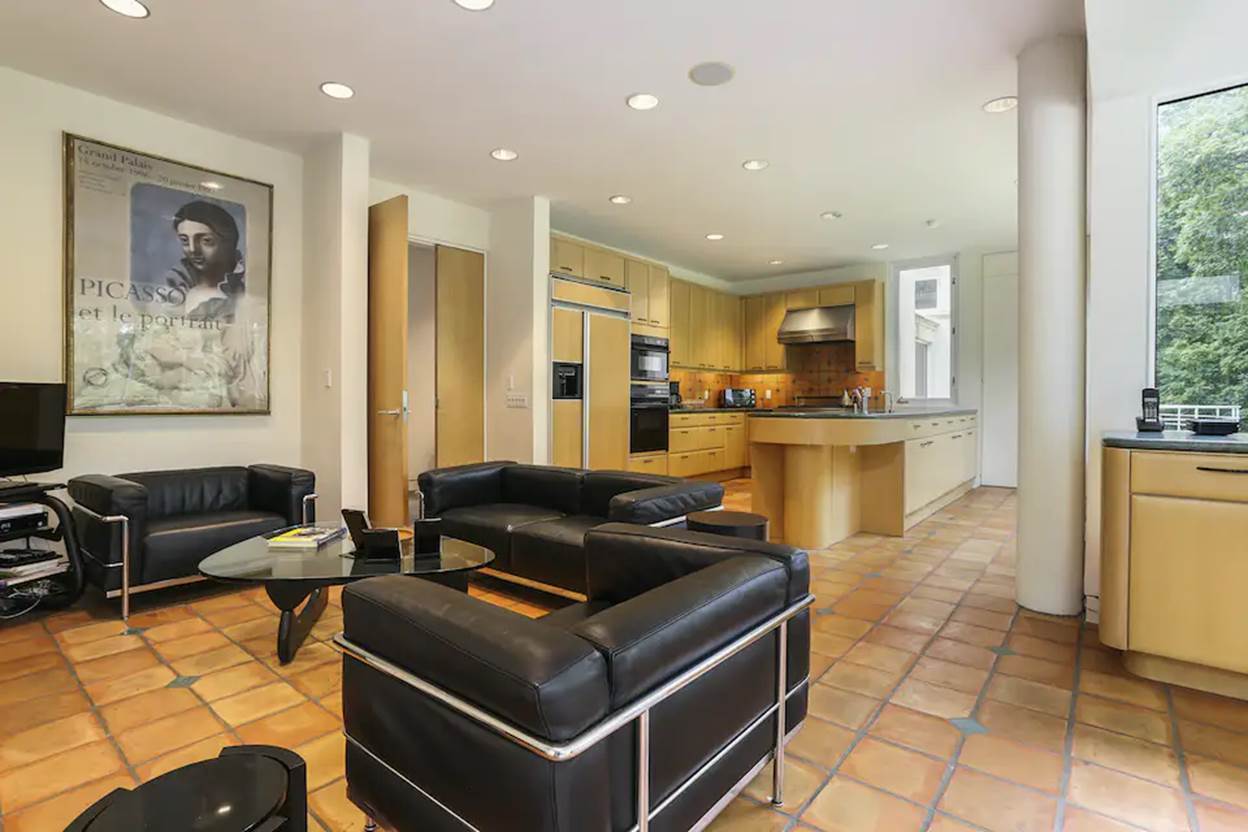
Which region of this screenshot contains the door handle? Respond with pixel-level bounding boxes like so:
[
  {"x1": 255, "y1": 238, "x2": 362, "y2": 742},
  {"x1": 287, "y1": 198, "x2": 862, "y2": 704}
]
[
  {"x1": 1196, "y1": 466, "x2": 1248, "y2": 475},
  {"x1": 377, "y1": 409, "x2": 401, "y2": 416}
]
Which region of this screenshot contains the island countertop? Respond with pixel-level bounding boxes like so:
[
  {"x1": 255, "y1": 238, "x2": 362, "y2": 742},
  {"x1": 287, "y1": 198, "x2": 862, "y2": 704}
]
[
  {"x1": 1102, "y1": 429, "x2": 1248, "y2": 454},
  {"x1": 749, "y1": 406, "x2": 978, "y2": 420}
]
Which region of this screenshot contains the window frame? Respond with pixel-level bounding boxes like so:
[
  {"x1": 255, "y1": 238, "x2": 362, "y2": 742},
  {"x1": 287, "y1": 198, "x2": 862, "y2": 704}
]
[{"x1": 887, "y1": 253, "x2": 959, "y2": 405}]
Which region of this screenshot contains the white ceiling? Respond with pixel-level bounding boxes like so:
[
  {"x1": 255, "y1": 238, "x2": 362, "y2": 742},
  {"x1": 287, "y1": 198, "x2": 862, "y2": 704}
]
[{"x1": 0, "y1": 0, "x2": 1083, "y2": 280}]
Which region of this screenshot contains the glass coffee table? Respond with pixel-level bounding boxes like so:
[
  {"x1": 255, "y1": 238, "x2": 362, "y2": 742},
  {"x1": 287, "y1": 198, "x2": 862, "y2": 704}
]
[{"x1": 200, "y1": 526, "x2": 493, "y2": 664}]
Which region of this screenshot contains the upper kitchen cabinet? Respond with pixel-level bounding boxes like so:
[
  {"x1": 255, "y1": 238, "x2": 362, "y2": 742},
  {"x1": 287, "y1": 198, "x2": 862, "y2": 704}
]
[
  {"x1": 625, "y1": 258, "x2": 649, "y2": 323},
  {"x1": 688, "y1": 283, "x2": 711, "y2": 368},
  {"x1": 763, "y1": 292, "x2": 787, "y2": 370},
  {"x1": 647, "y1": 265, "x2": 670, "y2": 328},
  {"x1": 819, "y1": 284, "x2": 855, "y2": 307},
  {"x1": 852, "y1": 279, "x2": 885, "y2": 371},
  {"x1": 670, "y1": 278, "x2": 691, "y2": 366},
  {"x1": 550, "y1": 236, "x2": 586, "y2": 279},
  {"x1": 786, "y1": 288, "x2": 819, "y2": 311},
  {"x1": 584, "y1": 246, "x2": 625, "y2": 286},
  {"x1": 743, "y1": 295, "x2": 767, "y2": 371}
]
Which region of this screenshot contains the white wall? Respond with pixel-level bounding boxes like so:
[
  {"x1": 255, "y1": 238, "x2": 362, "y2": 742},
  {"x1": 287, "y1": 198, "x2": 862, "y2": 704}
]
[
  {"x1": 981, "y1": 252, "x2": 1020, "y2": 487},
  {"x1": 731, "y1": 263, "x2": 887, "y2": 297},
  {"x1": 486, "y1": 197, "x2": 551, "y2": 463},
  {"x1": 370, "y1": 179, "x2": 491, "y2": 252},
  {"x1": 0, "y1": 67, "x2": 305, "y2": 480},
  {"x1": 1083, "y1": 0, "x2": 1248, "y2": 602},
  {"x1": 407, "y1": 244, "x2": 436, "y2": 479}
]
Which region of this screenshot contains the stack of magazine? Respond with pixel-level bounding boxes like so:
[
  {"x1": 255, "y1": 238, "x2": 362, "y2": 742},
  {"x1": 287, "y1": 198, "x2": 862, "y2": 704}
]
[
  {"x1": 267, "y1": 525, "x2": 346, "y2": 550},
  {"x1": 0, "y1": 550, "x2": 68, "y2": 588}
]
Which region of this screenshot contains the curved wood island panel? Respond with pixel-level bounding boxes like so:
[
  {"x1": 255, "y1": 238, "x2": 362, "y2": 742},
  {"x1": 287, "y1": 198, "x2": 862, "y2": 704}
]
[{"x1": 749, "y1": 409, "x2": 978, "y2": 549}]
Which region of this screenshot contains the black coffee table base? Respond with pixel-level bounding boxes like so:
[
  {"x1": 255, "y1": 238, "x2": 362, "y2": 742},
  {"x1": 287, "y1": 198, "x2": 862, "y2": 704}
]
[{"x1": 265, "y1": 572, "x2": 471, "y2": 664}]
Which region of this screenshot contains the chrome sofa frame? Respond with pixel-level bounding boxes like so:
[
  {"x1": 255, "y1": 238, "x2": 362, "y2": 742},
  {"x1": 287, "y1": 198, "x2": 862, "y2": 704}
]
[
  {"x1": 334, "y1": 592, "x2": 813, "y2": 832},
  {"x1": 75, "y1": 493, "x2": 317, "y2": 620}
]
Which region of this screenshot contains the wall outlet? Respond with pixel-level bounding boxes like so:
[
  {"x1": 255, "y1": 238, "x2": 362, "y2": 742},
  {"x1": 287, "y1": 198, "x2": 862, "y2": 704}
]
[
  {"x1": 323, "y1": 369, "x2": 333, "y2": 389},
  {"x1": 505, "y1": 393, "x2": 529, "y2": 409},
  {"x1": 764, "y1": 389, "x2": 772, "y2": 400}
]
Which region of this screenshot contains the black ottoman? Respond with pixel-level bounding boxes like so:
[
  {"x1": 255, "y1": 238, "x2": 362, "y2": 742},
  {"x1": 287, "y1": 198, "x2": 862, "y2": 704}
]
[{"x1": 687, "y1": 510, "x2": 769, "y2": 541}]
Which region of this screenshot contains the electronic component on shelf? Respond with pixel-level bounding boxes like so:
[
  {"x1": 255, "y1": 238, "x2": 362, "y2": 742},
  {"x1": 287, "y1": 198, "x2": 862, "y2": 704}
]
[{"x1": 0, "y1": 503, "x2": 49, "y2": 537}]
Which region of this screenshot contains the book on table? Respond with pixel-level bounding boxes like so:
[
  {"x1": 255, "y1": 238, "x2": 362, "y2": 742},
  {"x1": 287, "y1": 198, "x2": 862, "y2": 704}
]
[{"x1": 267, "y1": 525, "x2": 346, "y2": 550}]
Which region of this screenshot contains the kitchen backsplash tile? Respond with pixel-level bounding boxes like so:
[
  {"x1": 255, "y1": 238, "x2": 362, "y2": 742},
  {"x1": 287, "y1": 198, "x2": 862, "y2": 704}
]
[{"x1": 671, "y1": 343, "x2": 885, "y2": 408}]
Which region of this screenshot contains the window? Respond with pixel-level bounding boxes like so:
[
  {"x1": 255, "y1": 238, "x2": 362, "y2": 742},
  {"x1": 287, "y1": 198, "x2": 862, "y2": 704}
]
[
  {"x1": 1155, "y1": 84, "x2": 1248, "y2": 427},
  {"x1": 895, "y1": 259, "x2": 955, "y2": 400}
]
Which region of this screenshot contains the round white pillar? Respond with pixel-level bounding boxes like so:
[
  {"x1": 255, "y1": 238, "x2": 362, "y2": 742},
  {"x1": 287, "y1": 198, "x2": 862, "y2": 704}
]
[{"x1": 1016, "y1": 35, "x2": 1087, "y2": 615}]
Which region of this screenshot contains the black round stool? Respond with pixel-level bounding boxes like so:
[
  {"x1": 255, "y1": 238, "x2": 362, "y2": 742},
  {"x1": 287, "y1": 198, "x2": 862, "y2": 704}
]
[
  {"x1": 687, "y1": 510, "x2": 769, "y2": 541},
  {"x1": 66, "y1": 746, "x2": 307, "y2": 832}
]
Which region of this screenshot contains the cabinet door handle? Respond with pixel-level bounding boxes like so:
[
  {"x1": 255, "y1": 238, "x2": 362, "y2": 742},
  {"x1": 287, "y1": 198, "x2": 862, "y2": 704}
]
[
  {"x1": 920, "y1": 440, "x2": 934, "y2": 448},
  {"x1": 951, "y1": 434, "x2": 963, "y2": 439},
  {"x1": 1196, "y1": 466, "x2": 1248, "y2": 475},
  {"x1": 559, "y1": 265, "x2": 573, "y2": 272}
]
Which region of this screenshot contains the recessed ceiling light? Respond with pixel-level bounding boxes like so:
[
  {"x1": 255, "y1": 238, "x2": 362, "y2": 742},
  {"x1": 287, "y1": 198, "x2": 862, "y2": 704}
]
[
  {"x1": 769, "y1": 259, "x2": 784, "y2": 266},
  {"x1": 983, "y1": 96, "x2": 1018, "y2": 113},
  {"x1": 742, "y1": 159, "x2": 769, "y2": 172},
  {"x1": 871, "y1": 243, "x2": 890, "y2": 251},
  {"x1": 706, "y1": 233, "x2": 725, "y2": 241},
  {"x1": 689, "y1": 62, "x2": 735, "y2": 87},
  {"x1": 319, "y1": 82, "x2": 355, "y2": 100},
  {"x1": 608, "y1": 194, "x2": 632, "y2": 205},
  {"x1": 490, "y1": 148, "x2": 519, "y2": 161},
  {"x1": 452, "y1": 0, "x2": 494, "y2": 9},
  {"x1": 201, "y1": 181, "x2": 223, "y2": 191},
  {"x1": 820, "y1": 211, "x2": 843, "y2": 221},
  {"x1": 99, "y1": 0, "x2": 149, "y2": 18},
  {"x1": 626, "y1": 93, "x2": 660, "y2": 111}
]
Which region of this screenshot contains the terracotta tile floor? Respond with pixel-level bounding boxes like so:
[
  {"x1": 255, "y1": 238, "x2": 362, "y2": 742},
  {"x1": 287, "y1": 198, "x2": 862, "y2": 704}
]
[{"x1": 1, "y1": 480, "x2": 1247, "y2": 831}]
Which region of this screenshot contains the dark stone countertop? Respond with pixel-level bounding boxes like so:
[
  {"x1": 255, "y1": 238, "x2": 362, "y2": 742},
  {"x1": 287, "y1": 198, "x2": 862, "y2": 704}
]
[
  {"x1": 669, "y1": 406, "x2": 770, "y2": 413},
  {"x1": 1102, "y1": 430, "x2": 1248, "y2": 454}
]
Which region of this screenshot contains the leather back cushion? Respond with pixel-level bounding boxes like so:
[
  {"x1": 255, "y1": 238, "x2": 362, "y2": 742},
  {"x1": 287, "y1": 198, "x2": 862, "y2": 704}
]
[
  {"x1": 124, "y1": 467, "x2": 250, "y2": 518},
  {"x1": 418, "y1": 461, "x2": 513, "y2": 517},
  {"x1": 501, "y1": 465, "x2": 584, "y2": 514},
  {"x1": 571, "y1": 556, "x2": 787, "y2": 708},
  {"x1": 584, "y1": 523, "x2": 810, "y2": 606},
  {"x1": 580, "y1": 471, "x2": 676, "y2": 518}
]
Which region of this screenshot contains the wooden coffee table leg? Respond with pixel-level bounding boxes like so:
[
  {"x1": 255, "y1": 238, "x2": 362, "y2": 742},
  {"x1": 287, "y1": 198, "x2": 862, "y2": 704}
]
[{"x1": 266, "y1": 583, "x2": 329, "y2": 665}]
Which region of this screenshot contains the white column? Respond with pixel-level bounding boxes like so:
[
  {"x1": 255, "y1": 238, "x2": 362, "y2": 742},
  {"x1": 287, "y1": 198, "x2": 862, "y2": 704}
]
[{"x1": 1016, "y1": 36, "x2": 1087, "y2": 615}]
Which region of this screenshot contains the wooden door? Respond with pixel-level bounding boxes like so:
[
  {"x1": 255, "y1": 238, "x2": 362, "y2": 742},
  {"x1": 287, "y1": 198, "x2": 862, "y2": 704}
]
[
  {"x1": 626, "y1": 258, "x2": 649, "y2": 323},
  {"x1": 436, "y1": 245, "x2": 485, "y2": 468},
  {"x1": 551, "y1": 237, "x2": 585, "y2": 278},
  {"x1": 648, "y1": 265, "x2": 670, "y2": 328},
  {"x1": 669, "y1": 278, "x2": 690, "y2": 366},
  {"x1": 367, "y1": 196, "x2": 410, "y2": 527},
  {"x1": 587, "y1": 312, "x2": 630, "y2": 469}
]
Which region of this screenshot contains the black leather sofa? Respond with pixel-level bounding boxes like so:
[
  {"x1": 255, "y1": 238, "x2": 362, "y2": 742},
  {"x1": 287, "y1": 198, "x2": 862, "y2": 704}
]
[
  {"x1": 417, "y1": 462, "x2": 724, "y2": 595},
  {"x1": 69, "y1": 465, "x2": 315, "y2": 615},
  {"x1": 336, "y1": 523, "x2": 812, "y2": 832}
]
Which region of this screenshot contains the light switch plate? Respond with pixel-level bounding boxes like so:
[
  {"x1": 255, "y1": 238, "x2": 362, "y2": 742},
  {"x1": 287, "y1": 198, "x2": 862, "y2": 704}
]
[{"x1": 505, "y1": 393, "x2": 529, "y2": 409}]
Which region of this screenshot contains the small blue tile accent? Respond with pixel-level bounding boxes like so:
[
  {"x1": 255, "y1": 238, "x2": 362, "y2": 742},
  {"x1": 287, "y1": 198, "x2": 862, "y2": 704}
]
[
  {"x1": 950, "y1": 717, "x2": 987, "y2": 735},
  {"x1": 989, "y1": 645, "x2": 1016, "y2": 656},
  {"x1": 122, "y1": 626, "x2": 146, "y2": 636},
  {"x1": 815, "y1": 607, "x2": 837, "y2": 616},
  {"x1": 167, "y1": 675, "x2": 200, "y2": 688},
  {"x1": 864, "y1": 572, "x2": 884, "y2": 579}
]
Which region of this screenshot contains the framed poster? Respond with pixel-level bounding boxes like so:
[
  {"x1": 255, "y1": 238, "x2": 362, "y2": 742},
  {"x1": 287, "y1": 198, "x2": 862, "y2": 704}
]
[{"x1": 63, "y1": 134, "x2": 273, "y2": 415}]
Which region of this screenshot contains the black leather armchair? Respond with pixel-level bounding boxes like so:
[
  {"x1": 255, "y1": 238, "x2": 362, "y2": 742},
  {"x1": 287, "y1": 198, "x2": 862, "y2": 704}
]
[
  {"x1": 70, "y1": 464, "x2": 315, "y2": 618},
  {"x1": 417, "y1": 462, "x2": 724, "y2": 596},
  {"x1": 336, "y1": 523, "x2": 812, "y2": 832}
]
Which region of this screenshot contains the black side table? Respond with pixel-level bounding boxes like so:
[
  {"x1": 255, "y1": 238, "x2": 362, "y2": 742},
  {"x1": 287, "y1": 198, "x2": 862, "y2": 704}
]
[
  {"x1": 0, "y1": 481, "x2": 84, "y2": 612},
  {"x1": 687, "y1": 510, "x2": 770, "y2": 541},
  {"x1": 66, "y1": 745, "x2": 306, "y2": 832}
]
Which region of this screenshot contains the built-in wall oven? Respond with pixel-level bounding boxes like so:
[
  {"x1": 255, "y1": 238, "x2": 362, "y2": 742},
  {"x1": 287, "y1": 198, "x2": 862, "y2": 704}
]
[
  {"x1": 630, "y1": 383, "x2": 670, "y2": 454},
  {"x1": 631, "y1": 335, "x2": 669, "y2": 382}
]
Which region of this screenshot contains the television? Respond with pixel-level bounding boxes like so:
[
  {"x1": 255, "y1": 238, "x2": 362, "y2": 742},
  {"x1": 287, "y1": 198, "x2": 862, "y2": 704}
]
[{"x1": 0, "y1": 383, "x2": 67, "y2": 477}]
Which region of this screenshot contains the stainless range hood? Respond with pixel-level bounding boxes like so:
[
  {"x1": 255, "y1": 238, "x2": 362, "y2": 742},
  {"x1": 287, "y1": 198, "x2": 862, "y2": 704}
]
[{"x1": 776, "y1": 304, "x2": 856, "y2": 344}]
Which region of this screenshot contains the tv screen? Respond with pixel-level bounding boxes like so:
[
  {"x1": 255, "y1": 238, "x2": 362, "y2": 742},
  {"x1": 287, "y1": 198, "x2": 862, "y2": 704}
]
[{"x1": 0, "y1": 383, "x2": 67, "y2": 477}]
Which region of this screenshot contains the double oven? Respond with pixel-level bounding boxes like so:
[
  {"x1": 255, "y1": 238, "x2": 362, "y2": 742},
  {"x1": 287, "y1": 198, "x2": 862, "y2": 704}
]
[{"x1": 630, "y1": 335, "x2": 670, "y2": 454}]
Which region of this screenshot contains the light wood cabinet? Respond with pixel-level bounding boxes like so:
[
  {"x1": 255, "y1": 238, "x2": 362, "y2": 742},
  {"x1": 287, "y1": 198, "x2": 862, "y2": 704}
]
[
  {"x1": 853, "y1": 279, "x2": 885, "y2": 371},
  {"x1": 688, "y1": 283, "x2": 711, "y2": 369},
  {"x1": 819, "y1": 284, "x2": 855, "y2": 306},
  {"x1": 585, "y1": 247, "x2": 625, "y2": 286},
  {"x1": 551, "y1": 307, "x2": 583, "y2": 363},
  {"x1": 627, "y1": 453, "x2": 668, "y2": 475},
  {"x1": 550, "y1": 237, "x2": 585, "y2": 278},
  {"x1": 648, "y1": 265, "x2": 670, "y2": 328},
  {"x1": 1130, "y1": 494, "x2": 1248, "y2": 673},
  {"x1": 666, "y1": 412, "x2": 747, "y2": 476},
  {"x1": 625, "y1": 258, "x2": 649, "y2": 324},
  {"x1": 905, "y1": 428, "x2": 976, "y2": 514},
  {"x1": 786, "y1": 288, "x2": 819, "y2": 311},
  {"x1": 743, "y1": 295, "x2": 767, "y2": 371},
  {"x1": 724, "y1": 423, "x2": 748, "y2": 468},
  {"x1": 670, "y1": 279, "x2": 691, "y2": 366},
  {"x1": 763, "y1": 292, "x2": 787, "y2": 370}
]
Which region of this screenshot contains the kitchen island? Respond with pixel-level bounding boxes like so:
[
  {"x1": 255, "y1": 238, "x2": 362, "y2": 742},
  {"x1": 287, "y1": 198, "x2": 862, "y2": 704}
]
[{"x1": 749, "y1": 407, "x2": 978, "y2": 548}]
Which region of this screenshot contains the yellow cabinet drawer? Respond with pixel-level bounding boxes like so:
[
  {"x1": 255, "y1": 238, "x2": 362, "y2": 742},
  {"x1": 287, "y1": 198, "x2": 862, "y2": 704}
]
[
  {"x1": 1131, "y1": 451, "x2": 1248, "y2": 503},
  {"x1": 671, "y1": 412, "x2": 715, "y2": 428},
  {"x1": 627, "y1": 453, "x2": 668, "y2": 475},
  {"x1": 668, "y1": 449, "x2": 714, "y2": 478},
  {"x1": 1129, "y1": 494, "x2": 1248, "y2": 673},
  {"x1": 669, "y1": 425, "x2": 725, "y2": 453}
]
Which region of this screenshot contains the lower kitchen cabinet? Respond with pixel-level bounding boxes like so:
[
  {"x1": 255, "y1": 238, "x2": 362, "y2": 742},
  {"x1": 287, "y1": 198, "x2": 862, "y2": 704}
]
[
  {"x1": 666, "y1": 412, "x2": 748, "y2": 477},
  {"x1": 724, "y1": 423, "x2": 747, "y2": 468},
  {"x1": 904, "y1": 421, "x2": 977, "y2": 515},
  {"x1": 627, "y1": 453, "x2": 668, "y2": 475}
]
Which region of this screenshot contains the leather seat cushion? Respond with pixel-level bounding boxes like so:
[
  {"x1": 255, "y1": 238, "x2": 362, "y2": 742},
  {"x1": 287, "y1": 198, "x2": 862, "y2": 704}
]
[
  {"x1": 142, "y1": 510, "x2": 286, "y2": 584},
  {"x1": 580, "y1": 471, "x2": 676, "y2": 518},
  {"x1": 438, "y1": 504, "x2": 565, "y2": 571},
  {"x1": 509, "y1": 514, "x2": 604, "y2": 592}
]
